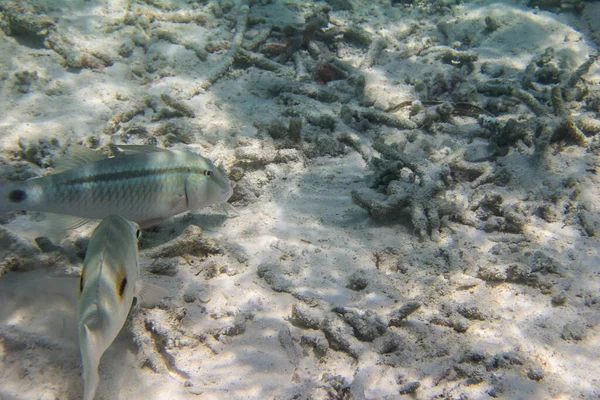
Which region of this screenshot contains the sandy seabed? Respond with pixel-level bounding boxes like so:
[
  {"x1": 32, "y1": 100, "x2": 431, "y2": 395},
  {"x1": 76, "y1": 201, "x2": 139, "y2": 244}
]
[{"x1": 1, "y1": 0, "x2": 600, "y2": 399}]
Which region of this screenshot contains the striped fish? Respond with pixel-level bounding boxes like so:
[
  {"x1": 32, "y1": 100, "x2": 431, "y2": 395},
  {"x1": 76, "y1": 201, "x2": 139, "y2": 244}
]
[
  {"x1": 78, "y1": 214, "x2": 166, "y2": 400},
  {"x1": 0, "y1": 145, "x2": 233, "y2": 229}
]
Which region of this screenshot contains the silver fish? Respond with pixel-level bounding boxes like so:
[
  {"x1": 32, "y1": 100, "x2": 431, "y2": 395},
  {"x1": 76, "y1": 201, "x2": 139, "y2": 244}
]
[
  {"x1": 78, "y1": 214, "x2": 166, "y2": 400},
  {"x1": 0, "y1": 145, "x2": 233, "y2": 228}
]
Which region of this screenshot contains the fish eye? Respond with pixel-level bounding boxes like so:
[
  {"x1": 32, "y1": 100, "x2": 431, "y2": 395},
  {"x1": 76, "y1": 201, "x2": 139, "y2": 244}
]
[
  {"x1": 204, "y1": 170, "x2": 212, "y2": 176},
  {"x1": 135, "y1": 229, "x2": 142, "y2": 240}
]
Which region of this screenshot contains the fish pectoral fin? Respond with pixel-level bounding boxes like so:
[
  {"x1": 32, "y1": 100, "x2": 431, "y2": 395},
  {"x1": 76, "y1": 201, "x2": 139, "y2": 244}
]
[
  {"x1": 80, "y1": 324, "x2": 101, "y2": 400},
  {"x1": 171, "y1": 194, "x2": 187, "y2": 212},
  {"x1": 135, "y1": 282, "x2": 169, "y2": 308},
  {"x1": 129, "y1": 296, "x2": 141, "y2": 314},
  {"x1": 137, "y1": 196, "x2": 185, "y2": 228},
  {"x1": 111, "y1": 144, "x2": 169, "y2": 155},
  {"x1": 54, "y1": 145, "x2": 108, "y2": 173},
  {"x1": 137, "y1": 217, "x2": 166, "y2": 229},
  {"x1": 38, "y1": 213, "x2": 94, "y2": 243}
]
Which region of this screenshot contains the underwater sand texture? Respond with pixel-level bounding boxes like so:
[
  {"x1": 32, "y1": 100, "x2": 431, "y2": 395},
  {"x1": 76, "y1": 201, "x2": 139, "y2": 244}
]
[{"x1": 1, "y1": 0, "x2": 600, "y2": 399}]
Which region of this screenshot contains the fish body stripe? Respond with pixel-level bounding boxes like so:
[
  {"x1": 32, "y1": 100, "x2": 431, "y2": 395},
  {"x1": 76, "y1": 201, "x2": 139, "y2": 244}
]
[
  {"x1": 32, "y1": 166, "x2": 201, "y2": 211},
  {"x1": 19, "y1": 151, "x2": 210, "y2": 219},
  {"x1": 0, "y1": 148, "x2": 233, "y2": 226},
  {"x1": 35, "y1": 157, "x2": 208, "y2": 200},
  {"x1": 50, "y1": 165, "x2": 208, "y2": 187}
]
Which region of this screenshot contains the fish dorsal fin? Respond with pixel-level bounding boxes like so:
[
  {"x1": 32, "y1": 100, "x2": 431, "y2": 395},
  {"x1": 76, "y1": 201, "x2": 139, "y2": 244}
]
[
  {"x1": 135, "y1": 281, "x2": 169, "y2": 308},
  {"x1": 54, "y1": 145, "x2": 107, "y2": 173},
  {"x1": 112, "y1": 145, "x2": 169, "y2": 155}
]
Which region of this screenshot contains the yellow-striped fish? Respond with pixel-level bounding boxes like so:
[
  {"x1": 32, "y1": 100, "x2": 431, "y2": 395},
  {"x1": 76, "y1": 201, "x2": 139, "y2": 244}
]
[
  {"x1": 0, "y1": 145, "x2": 233, "y2": 229},
  {"x1": 78, "y1": 214, "x2": 166, "y2": 400}
]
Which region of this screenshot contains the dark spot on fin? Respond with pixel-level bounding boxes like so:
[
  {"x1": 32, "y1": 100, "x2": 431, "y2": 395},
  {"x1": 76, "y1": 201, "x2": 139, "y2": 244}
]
[
  {"x1": 116, "y1": 264, "x2": 127, "y2": 300},
  {"x1": 119, "y1": 277, "x2": 127, "y2": 298},
  {"x1": 8, "y1": 189, "x2": 27, "y2": 203}
]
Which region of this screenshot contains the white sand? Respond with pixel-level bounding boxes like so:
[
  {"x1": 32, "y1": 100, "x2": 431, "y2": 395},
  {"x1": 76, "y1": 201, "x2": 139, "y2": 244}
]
[{"x1": 1, "y1": 0, "x2": 600, "y2": 399}]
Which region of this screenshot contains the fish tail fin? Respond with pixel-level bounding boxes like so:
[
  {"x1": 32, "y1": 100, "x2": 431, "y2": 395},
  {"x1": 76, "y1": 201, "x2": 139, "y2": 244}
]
[{"x1": 80, "y1": 324, "x2": 101, "y2": 400}]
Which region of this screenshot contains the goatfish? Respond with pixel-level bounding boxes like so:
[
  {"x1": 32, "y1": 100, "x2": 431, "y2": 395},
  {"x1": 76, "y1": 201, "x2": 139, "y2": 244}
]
[
  {"x1": 0, "y1": 144, "x2": 233, "y2": 230},
  {"x1": 78, "y1": 214, "x2": 166, "y2": 400}
]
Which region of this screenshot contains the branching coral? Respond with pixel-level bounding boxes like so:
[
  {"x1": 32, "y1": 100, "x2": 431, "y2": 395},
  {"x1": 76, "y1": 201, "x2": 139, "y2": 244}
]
[
  {"x1": 351, "y1": 141, "x2": 459, "y2": 240},
  {"x1": 477, "y1": 52, "x2": 599, "y2": 152},
  {"x1": 188, "y1": 3, "x2": 249, "y2": 96},
  {"x1": 360, "y1": 36, "x2": 388, "y2": 68}
]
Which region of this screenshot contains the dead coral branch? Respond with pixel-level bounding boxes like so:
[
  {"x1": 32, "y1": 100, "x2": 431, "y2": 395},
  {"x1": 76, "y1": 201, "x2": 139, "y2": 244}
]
[{"x1": 188, "y1": 4, "x2": 249, "y2": 96}]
